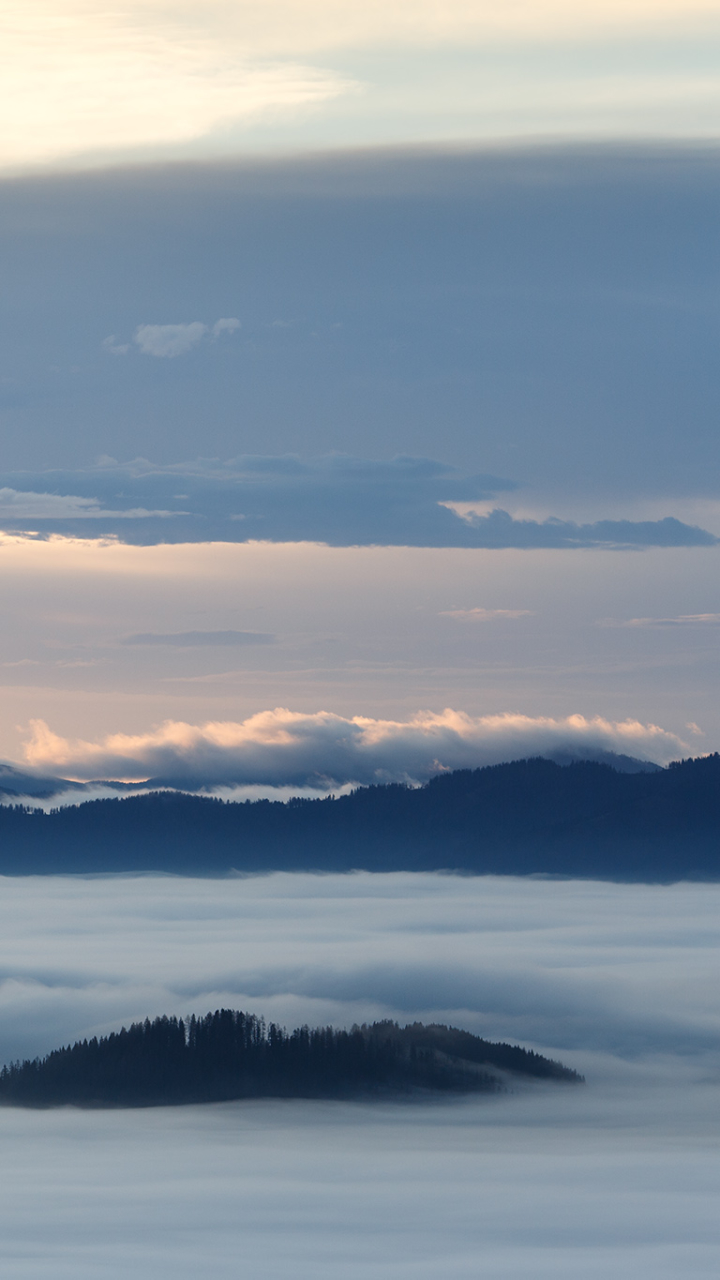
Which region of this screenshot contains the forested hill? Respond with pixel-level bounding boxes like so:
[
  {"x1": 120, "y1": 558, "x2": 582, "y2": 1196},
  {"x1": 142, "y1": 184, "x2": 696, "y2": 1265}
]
[
  {"x1": 0, "y1": 1012, "x2": 582, "y2": 1108},
  {"x1": 0, "y1": 753, "x2": 719, "y2": 879}
]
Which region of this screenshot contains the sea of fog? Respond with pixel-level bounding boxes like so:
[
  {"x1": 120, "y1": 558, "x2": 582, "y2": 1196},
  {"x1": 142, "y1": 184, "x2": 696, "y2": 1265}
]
[{"x1": 0, "y1": 872, "x2": 719, "y2": 1277}]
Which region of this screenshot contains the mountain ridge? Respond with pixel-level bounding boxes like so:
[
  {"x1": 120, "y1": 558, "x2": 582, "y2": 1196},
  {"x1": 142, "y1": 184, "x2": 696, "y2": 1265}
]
[{"x1": 0, "y1": 753, "x2": 718, "y2": 880}]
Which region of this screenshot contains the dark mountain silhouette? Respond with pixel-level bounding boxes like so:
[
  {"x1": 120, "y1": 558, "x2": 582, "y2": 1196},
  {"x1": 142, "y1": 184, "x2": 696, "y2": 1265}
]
[
  {"x1": 0, "y1": 748, "x2": 657, "y2": 802},
  {"x1": 136, "y1": 748, "x2": 660, "y2": 793},
  {"x1": 0, "y1": 753, "x2": 719, "y2": 880},
  {"x1": 0, "y1": 1012, "x2": 582, "y2": 1108},
  {"x1": 0, "y1": 763, "x2": 86, "y2": 799}
]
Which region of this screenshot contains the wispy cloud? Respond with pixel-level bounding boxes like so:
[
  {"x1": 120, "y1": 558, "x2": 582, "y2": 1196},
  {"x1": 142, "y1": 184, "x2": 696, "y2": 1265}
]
[
  {"x1": 21, "y1": 708, "x2": 686, "y2": 785},
  {"x1": 101, "y1": 335, "x2": 130, "y2": 356},
  {"x1": 440, "y1": 608, "x2": 534, "y2": 621},
  {"x1": 602, "y1": 613, "x2": 720, "y2": 627},
  {"x1": 212, "y1": 318, "x2": 240, "y2": 337},
  {"x1": 3, "y1": 3, "x2": 716, "y2": 175},
  {"x1": 0, "y1": 487, "x2": 174, "y2": 521},
  {"x1": 121, "y1": 630, "x2": 273, "y2": 647},
  {"x1": 0, "y1": 5, "x2": 352, "y2": 171}
]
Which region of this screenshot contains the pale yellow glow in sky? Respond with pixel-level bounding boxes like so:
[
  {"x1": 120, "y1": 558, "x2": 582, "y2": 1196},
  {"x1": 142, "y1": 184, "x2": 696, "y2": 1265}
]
[
  {"x1": 1, "y1": 0, "x2": 718, "y2": 170},
  {"x1": 1, "y1": 4, "x2": 351, "y2": 167},
  {"x1": 29, "y1": 0, "x2": 716, "y2": 56},
  {"x1": 0, "y1": 535, "x2": 716, "y2": 763}
]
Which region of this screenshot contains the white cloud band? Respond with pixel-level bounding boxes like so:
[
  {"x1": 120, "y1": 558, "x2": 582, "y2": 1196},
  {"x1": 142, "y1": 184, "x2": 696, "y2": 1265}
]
[{"x1": 22, "y1": 708, "x2": 687, "y2": 785}]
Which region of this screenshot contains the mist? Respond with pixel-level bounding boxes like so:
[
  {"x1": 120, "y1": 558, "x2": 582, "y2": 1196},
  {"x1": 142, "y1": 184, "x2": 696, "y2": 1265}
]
[
  {"x1": 0, "y1": 871, "x2": 719, "y2": 1276},
  {"x1": 1, "y1": 872, "x2": 719, "y2": 1066}
]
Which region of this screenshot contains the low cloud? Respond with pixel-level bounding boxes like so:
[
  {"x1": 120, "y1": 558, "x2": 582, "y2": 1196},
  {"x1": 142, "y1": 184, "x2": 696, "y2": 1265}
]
[
  {"x1": 0, "y1": 874, "x2": 718, "y2": 1275},
  {"x1": 122, "y1": 630, "x2": 273, "y2": 647},
  {"x1": 22, "y1": 708, "x2": 686, "y2": 786},
  {"x1": 0, "y1": 456, "x2": 715, "y2": 549},
  {"x1": 0, "y1": 872, "x2": 718, "y2": 1068},
  {"x1": 0, "y1": 915, "x2": 709, "y2": 1280}
]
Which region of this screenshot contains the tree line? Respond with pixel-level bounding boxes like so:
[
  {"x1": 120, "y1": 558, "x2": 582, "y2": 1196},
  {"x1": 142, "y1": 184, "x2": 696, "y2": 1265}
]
[
  {"x1": 0, "y1": 753, "x2": 719, "y2": 878},
  {"x1": 0, "y1": 1012, "x2": 582, "y2": 1108}
]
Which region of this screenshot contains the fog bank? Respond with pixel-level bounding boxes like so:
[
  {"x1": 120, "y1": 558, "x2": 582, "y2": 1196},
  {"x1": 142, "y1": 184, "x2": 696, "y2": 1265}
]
[
  {"x1": 1, "y1": 872, "x2": 719, "y2": 1275},
  {"x1": 1, "y1": 873, "x2": 719, "y2": 1065},
  {"x1": 1, "y1": 1083, "x2": 719, "y2": 1278}
]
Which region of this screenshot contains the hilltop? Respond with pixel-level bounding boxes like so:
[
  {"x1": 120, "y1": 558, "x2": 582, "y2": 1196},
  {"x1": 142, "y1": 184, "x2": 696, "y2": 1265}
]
[
  {"x1": 0, "y1": 1012, "x2": 582, "y2": 1108},
  {"x1": 0, "y1": 753, "x2": 719, "y2": 879}
]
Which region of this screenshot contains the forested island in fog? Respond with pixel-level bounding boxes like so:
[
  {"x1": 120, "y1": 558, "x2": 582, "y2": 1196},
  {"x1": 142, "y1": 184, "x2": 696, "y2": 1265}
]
[
  {"x1": 0, "y1": 753, "x2": 719, "y2": 879},
  {"x1": 0, "y1": 1012, "x2": 582, "y2": 1108}
]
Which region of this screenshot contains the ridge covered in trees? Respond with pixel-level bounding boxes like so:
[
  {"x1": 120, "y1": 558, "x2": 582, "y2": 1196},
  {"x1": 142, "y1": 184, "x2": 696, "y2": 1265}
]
[
  {"x1": 0, "y1": 753, "x2": 719, "y2": 880},
  {"x1": 0, "y1": 1012, "x2": 582, "y2": 1108}
]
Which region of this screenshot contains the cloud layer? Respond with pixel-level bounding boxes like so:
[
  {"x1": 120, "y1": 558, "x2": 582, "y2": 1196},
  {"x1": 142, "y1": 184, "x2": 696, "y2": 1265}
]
[
  {"x1": 3, "y1": 148, "x2": 719, "y2": 511},
  {"x1": 0, "y1": 872, "x2": 717, "y2": 1276},
  {"x1": 1, "y1": 1089, "x2": 717, "y2": 1280},
  {"x1": 0, "y1": 457, "x2": 715, "y2": 549},
  {"x1": 3, "y1": 2, "x2": 717, "y2": 175},
  {"x1": 21, "y1": 708, "x2": 687, "y2": 786},
  {"x1": 1, "y1": 872, "x2": 720, "y2": 1062}
]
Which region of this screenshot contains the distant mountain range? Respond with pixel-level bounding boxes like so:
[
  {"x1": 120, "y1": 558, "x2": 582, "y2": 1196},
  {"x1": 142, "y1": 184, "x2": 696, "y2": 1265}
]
[
  {"x1": 0, "y1": 753, "x2": 718, "y2": 880},
  {"x1": 0, "y1": 1012, "x2": 582, "y2": 1108},
  {"x1": 0, "y1": 763, "x2": 139, "y2": 800},
  {"x1": 0, "y1": 747, "x2": 659, "y2": 801}
]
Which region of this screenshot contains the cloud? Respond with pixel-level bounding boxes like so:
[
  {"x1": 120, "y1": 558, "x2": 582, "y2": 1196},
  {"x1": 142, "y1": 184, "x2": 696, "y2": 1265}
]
[
  {"x1": 607, "y1": 613, "x2": 720, "y2": 627},
  {"x1": 458, "y1": 509, "x2": 719, "y2": 550},
  {"x1": 1, "y1": 1080, "x2": 718, "y2": 1279},
  {"x1": 212, "y1": 318, "x2": 240, "y2": 337},
  {"x1": 134, "y1": 323, "x2": 208, "y2": 358},
  {"x1": 21, "y1": 708, "x2": 687, "y2": 786},
  {"x1": 131, "y1": 318, "x2": 241, "y2": 357},
  {"x1": 1, "y1": 4, "x2": 352, "y2": 172},
  {"x1": 0, "y1": 488, "x2": 104, "y2": 519},
  {"x1": 2, "y1": 3, "x2": 715, "y2": 176},
  {"x1": 1, "y1": 872, "x2": 720, "y2": 1062},
  {"x1": 440, "y1": 608, "x2": 534, "y2": 620},
  {"x1": 101, "y1": 335, "x2": 130, "y2": 356},
  {"x1": 0, "y1": 871, "x2": 717, "y2": 1274},
  {"x1": 0, "y1": 487, "x2": 174, "y2": 520},
  {"x1": 0, "y1": 456, "x2": 715, "y2": 549},
  {"x1": 121, "y1": 630, "x2": 273, "y2": 647}
]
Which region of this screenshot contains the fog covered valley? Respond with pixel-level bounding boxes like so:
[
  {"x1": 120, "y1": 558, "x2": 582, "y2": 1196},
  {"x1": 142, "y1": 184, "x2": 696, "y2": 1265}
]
[{"x1": 0, "y1": 870, "x2": 719, "y2": 1277}]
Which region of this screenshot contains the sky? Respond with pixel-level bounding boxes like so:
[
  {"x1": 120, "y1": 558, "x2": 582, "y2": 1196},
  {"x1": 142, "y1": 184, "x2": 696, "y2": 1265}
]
[
  {"x1": 0, "y1": 3, "x2": 718, "y2": 787},
  {"x1": 2, "y1": 13, "x2": 720, "y2": 1274},
  {"x1": 2, "y1": 1, "x2": 720, "y2": 171},
  {"x1": 0, "y1": 872, "x2": 720, "y2": 1277}
]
